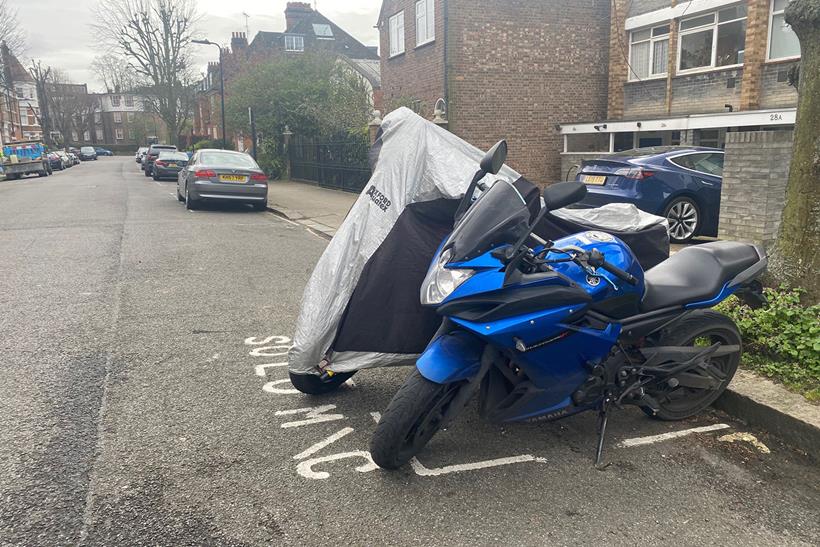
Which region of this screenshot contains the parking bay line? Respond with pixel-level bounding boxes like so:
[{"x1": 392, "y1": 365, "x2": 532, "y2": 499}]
[{"x1": 617, "y1": 423, "x2": 730, "y2": 448}]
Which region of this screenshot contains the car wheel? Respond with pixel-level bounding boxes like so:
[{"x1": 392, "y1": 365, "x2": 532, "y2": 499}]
[
  {"x1": 144, "y1": 167, "x2": 151, "y2": 177},
  {"x1": 185, "y1": 184, "x2": 198, "y2": 210},
  {"x1": 252, "y1": 201, "x2": 267, "y2": 211},
  {"x1": 177, "y1": 186, "x2": 185, "y2": 202},
  {"x1": 152, "y1": 171, "x2": 160, "y2": 181},
  {"x1": 664, "y1": 197, "x2": 700, "y2": 244}
]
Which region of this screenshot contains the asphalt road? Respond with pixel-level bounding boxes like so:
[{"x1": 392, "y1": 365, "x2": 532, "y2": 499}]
[{"x1": 0, "y1": 157, "x2": 818, "y2": 546}]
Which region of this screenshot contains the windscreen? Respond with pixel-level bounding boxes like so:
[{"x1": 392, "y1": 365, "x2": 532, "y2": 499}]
[
  {"x1": 159, "y1": 152, "x2": 189, "y2": 161},
  {"x1": 199, "y1": 151, "x2": 258, "y2": 169},
  {"x1": 444, "y1": 179, "x2": 531, "y2": 262}
]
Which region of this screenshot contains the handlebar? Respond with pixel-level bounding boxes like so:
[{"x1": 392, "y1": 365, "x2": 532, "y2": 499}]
[{"x1": 586, "y1": 249, "x2": 639, "y2": 286}]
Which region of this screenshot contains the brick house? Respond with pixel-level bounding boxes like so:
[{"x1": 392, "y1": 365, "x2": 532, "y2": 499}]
[
  {"x1": 559, "y1": 0, "x2": 801, "y2": 175},
  {"x1": 377, "y1": 0, "x2": 612, "y2": 183},
  {"x1": 194, "y1": 3, "x2": 382, "y2": 147},
  {"x1": 88, "y1": 92, "x2": 168, "y2": 147},
  {"x1": 0, "y1": 42, "x2": 43, "y2": 144}
]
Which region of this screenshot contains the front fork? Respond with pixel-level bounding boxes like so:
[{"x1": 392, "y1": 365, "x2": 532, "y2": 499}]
[{"x1": 439, "y1": 345, "x2": 498, "y2": 429}]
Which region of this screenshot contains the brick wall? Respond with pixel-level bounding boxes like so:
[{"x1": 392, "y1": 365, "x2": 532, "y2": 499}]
[
  {"x1": 379, "y1": 0, "x2": 446, "y2": 116},
  {"x1": 623, "y1": 79, "x2": 668, "y2": 118},
  {"x1": 759, "y1": 60, "x2": 800, "y2": 109},
  {"x1": 670, "y1": 68, "x2": 744, "y2": 115},
  {"x1": 448, "y1": 0, "x2": 611, "y2": 183},
  {"x1": 718, "y1": 130, "x2": 793, "y2": 247},
  {"x1": 628, "y1": 0, "x2": 669, "y2": 17}
]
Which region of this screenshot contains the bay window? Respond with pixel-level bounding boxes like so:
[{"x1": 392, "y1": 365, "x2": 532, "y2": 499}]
[
  {"x1": 389, "y1": 11, "x2": 405, "y2": 57},
  {"x1": 629, "y1": 24, "x2": 669, "y2": 80},
  {"x1": 679, "y1": 5, "x2": 747, "y2": 72},
  {"x1": 768, "y1": 0, "x2": 800, "y2": 60}
]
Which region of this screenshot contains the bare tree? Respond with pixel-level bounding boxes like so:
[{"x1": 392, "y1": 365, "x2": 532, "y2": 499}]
[
  {"x1": 91, "y1": 53, "x2": 140, "y2": 93},
  {"x1": 46, "y1": 71, "x2": 89, "y2": 147},
  {"x1": 29, "y1": 60, "x2": 55, "y2": 145},
  {"x1": 93, "y1": 0, "x2": 199, "y2": 146},
  {"x1": 0, "y1": 0, "x2": 26, "y2": 55},
  {"x1": 770, "y1": 0, "x2": 820, "y2": 303}
]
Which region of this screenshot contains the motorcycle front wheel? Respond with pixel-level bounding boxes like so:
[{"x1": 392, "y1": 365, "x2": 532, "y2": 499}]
[{"x1": 370, "y1": 369, "x2": 465, "y2": 470}]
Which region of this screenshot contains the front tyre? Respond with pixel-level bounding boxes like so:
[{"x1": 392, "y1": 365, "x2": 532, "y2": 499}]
[
  {"x1": 644, "y1": 310, "x2": 741, "y2": 421},
  {"x1": 664, "y1": 197, "x2": 700, "y2": 243},
  {"x1": 370, "y1": 369, "x2": 464, "y2": 470},
  {"x1": 289, "y1": 370, "x2": 356, "y2": 395}
]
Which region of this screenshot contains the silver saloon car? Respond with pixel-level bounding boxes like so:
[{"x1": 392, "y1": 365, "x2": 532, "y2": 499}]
[{"x1": 177, "y1": 149, "x2": 268, "y2": 210}]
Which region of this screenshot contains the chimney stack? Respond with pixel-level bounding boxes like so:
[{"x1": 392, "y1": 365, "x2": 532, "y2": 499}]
[
  {"x1": 231, "y1": 32, "x2": 248, "y2": 52},
  {"x1": 285, "y1": 2, "x2": 313, "y2": 32}
]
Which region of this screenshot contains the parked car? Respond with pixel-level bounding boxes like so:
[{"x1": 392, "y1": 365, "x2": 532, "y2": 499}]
[
  {"x1": 79, "y1": 146, "x2": 98, "y2": 161},
  {"x1": 67, "y1": 152, "x2": 80, "y2": 165},
  {"x1": 177, "y1": 149, "x2": 268, "y2": 211},
  {"x1": 47, "y1": 152, "x2": 66, "y2": 170},
  {"x1": 55, "y1": 150, "x2": 72, "y2": 167},
  {"x1": 152, "y1": 151, "x2": 189, "y2": 180},
  {"x1": 574, "y1": 146, "x2": 724, "y2": 243},
  {"x1": 136, "y1": 147, "x2": 148, "y2": 163},
  {"x1": 143, "y1": 144, "x2": 177, "y2": 176},
  {"x1": 95, "y1": 147, "x2": 114, "y2": 156}
]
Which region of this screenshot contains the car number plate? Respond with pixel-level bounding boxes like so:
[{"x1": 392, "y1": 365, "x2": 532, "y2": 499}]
[
  {"x1": 219, "y1": 174, "x2": 247, "y2": 183},
  {"x1": 168, "y1": 163, "x2": 177, "y2": 167},
  {"x1": 582, "y1": 175, "x2": 607, "y2": 185}
]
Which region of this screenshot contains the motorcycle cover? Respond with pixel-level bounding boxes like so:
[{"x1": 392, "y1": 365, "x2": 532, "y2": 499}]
[{"x1": 289, "y1": 108, "x2": 669, "y2": 376}]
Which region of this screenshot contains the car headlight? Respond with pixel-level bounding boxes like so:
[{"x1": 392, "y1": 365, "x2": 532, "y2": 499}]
[{"x1": 420, "y1": 249, "x2": 474, "y2": 306}]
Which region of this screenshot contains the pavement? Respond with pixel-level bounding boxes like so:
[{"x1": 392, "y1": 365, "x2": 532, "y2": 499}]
[
  {"x1": 1, "y1": 158, "x2": 819, "y2": 546},
  {"x1": 267, "y1": 180, "x2": 358, "y2": 239}
]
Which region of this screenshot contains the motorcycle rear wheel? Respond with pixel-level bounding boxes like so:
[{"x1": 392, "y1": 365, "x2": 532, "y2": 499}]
[
  {"x1": 370, "y1": 369, "x2": 464, "y2": 470},
  {"x1": 644, "y1": 310, "x2": 741, "y2": 421}
]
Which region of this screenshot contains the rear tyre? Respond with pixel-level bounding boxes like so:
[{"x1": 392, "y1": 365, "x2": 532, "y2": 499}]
[
  {"x1": 252, "y1": 201, "x2": 267, "y2": 211},
  {"x1": 370, "y1": 369, "x2": 465, "y2": 470},
  {"x1": 152, "y1": 171, "x2": 160, "y2": 181},
  {"x1": 184, "y1": 185, "x2": 199, "y2": 210},
  {"x1": 664, "y1": 197, "x2": 700, "y2": 243},
  {"x1": 289, "y1": 370, "x2": 356, "y2": 395},
  {"x1": 144, "y1": 167, "x2": 151, "y2": 177},
  {"x1": 643, "y1": 310, "x2": 741, "y2": 421},
  {"x1": 177, "y1": 187, "x2": 184, "y2": 202}
]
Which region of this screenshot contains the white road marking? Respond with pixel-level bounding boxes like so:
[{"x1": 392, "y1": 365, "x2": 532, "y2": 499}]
[
  {"x1": 245, "y1": 335, "x2": 291, "y2": 346},
  {"x1": 255, "y1": 362, "x2": 288, "y2": 377},
  {"x1": 718, "y1": 432, "x2": 771, "y2": 453},
  {"x1": 617, "y1": 423, "x2": 731, "y2": 448},
  {"x1": 294, "y1": 427, "x2": 355, "y2": 460},
  {"x1": 296, "y1": 451, "x2": 378, "y2": 480},
  {"x1": 369, "y1": 412, "x2": 547, "y2": 476},
  {"x1": 249, "y1": 345, "x2": 291, "y2": 358},
  {"x1": 262, "y1": 379, "x2": 300, "y2": 394},
  {"x1": 276, "y1": 405, "x2": 346, "y2": 429}
]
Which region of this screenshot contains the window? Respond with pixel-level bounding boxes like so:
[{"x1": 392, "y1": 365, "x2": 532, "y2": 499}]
[
  {"x1": 670, "y1": 152, "x2": 724, "y2": 177},
  {"x1": 125, "y1": 95, "x2": 134, "y2": 107},
  {"x1": 697, "y1": 128, "x2": 722, "y2": 148},
  {"x1": 285, "y1": 35, "x2": 304, "y2": 52},
  {"x1": 389, "y1": 11, "x2": 405, "y2": 57},
  {"x1": 72, "y1": 130, "x2": 79, "y2": 141},
  {"x1": 94, "y1": 112, "x2": 101, "y2": 123},
  {"x1": 83, "y1": 130, "x2": 90, "y2": 141},
  {"x1": 416, "y1": 0, "x2": 435, "y2": 46},
  {"x1": 19, "y1": 108, "x2": 28, "y2": 126},
  {"x1": 111, "y1": 95, "x2": 121, "y2": 107},
  {"x1": 127, "y1": 112, "x2": 135, "y2": 122},
  {"x1": 629, "y1": 25, "x2": 669, "y2": 80},
  {"x1": 15, "y1": 86, "x2": 24, "y2": 98},
  {"x1": 312, "y1": 24, "x2": 333, "y2": 38},
  {"x1": 115, "y1": 128, "x2": 124, "y2": 140},
  {"x1": 113, "y1": 112, "x2": 122, "y2": 123},
  {"x1": 679, "y1": 5, "x2": 747, "y2": 72},
  {"x1": 96, "y1": 129, "x2": 103, "y2": 140},
  {"x1": 129, "y1": 129, "x2": 135, "y2": 140},
  {"x1": 769, "y1": 0, "x2": 800, "y2": 60}
]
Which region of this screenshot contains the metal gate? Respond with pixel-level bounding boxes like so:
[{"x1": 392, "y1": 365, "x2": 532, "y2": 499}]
[{"x1": 289, "y1": 136, "x2": 371, "y2": 193}]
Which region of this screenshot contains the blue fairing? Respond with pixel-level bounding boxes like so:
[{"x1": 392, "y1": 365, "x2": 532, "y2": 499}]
[{"x1": 418, "y1": 231, "x2": 642, "y2": 421}]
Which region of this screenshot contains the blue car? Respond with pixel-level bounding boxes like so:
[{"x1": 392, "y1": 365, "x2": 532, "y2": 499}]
[
  {"x1": 575, "y1": 146, "x2": 724, "y2": 243},
  {"x1": 94, "y1": 147, "x2": 114, "y2": 156}
]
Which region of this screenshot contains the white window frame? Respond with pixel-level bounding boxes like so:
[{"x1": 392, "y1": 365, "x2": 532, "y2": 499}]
[
  {"x1": 415, "y1": 0, "x2": 435, "y2": 47},
  {"x1": 115, "y1": 128, "x2": 124, "y2": 140},
  {"x1": 284, "y1": 35, "x2": 304, "y2": 52},
  {"x1": 677, "y1": 5, "x2": 747, "y2": 74},
  {"x1": 388, "y1": 11, "x2": 405, "y2": 57},
  {"x1": 95, "y1": 128, "x2": 103, "y2": 141},
  {"x1": 127, "y1": 112, "x2": 135, "y2": 123},
  {"x1": 628, "y1": 24, "x2": 670, "y2": 81},
  {"x1": 111, "y1": 95, "x2": 121, "y2": 107},
  {"x1": 125, "y1": 95, "x2": 134, "y2": 107},
  {"x1": 19, "y1": 108, "x2": 28, "y2": 126},
  {"x1": 113, "y1": 112, "x2": 122, "y2": 124},
  {"x1": 767, "y1": 0, "x2": 801, "y2": 61}
]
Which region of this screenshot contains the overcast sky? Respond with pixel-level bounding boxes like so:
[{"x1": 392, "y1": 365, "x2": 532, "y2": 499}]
[{"x1": 11, "y1": 0, "x2": 381, "y2": 92}]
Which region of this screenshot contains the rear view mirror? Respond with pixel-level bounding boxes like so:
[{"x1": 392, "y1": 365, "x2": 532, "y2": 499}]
[
  {"x1": 480, "y1": 140, "x2": 507, "y2": 175},
  {"x1": 543, "y1": 181, "x2": 587, "y2": 211}
]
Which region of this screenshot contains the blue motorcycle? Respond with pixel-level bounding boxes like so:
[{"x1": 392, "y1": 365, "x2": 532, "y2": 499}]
[{"x1": 370, "y1": 141, "x2": 767, "y2": 469}]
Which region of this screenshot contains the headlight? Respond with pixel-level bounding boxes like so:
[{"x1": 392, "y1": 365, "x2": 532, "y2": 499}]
[{"x1": 420, "y1": 249, "x2": 474, "y2": 305}]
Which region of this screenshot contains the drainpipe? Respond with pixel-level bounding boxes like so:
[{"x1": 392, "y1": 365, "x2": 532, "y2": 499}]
[{"x1": 443, "y1": 0, "x2": 449, "y2": 122}]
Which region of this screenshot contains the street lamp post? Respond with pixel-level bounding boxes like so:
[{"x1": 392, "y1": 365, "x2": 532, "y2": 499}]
[{"x1": 192, "y1": 39, "x2": 227, "y2": 150}]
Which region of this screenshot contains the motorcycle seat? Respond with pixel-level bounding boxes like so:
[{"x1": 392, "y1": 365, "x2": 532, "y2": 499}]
[{"x1": 641, "y1": 241, "x2": 762, "y2": 312}]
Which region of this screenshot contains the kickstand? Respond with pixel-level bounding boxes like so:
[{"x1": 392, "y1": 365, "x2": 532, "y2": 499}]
[{"x1": 594, "y1": 397, "x2": 611, "y2": 469}]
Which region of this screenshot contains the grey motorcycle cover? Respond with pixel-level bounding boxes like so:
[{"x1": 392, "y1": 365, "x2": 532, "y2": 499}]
[{"x1": 288, "y1": 108, "x2": 524, "y2": 375}]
